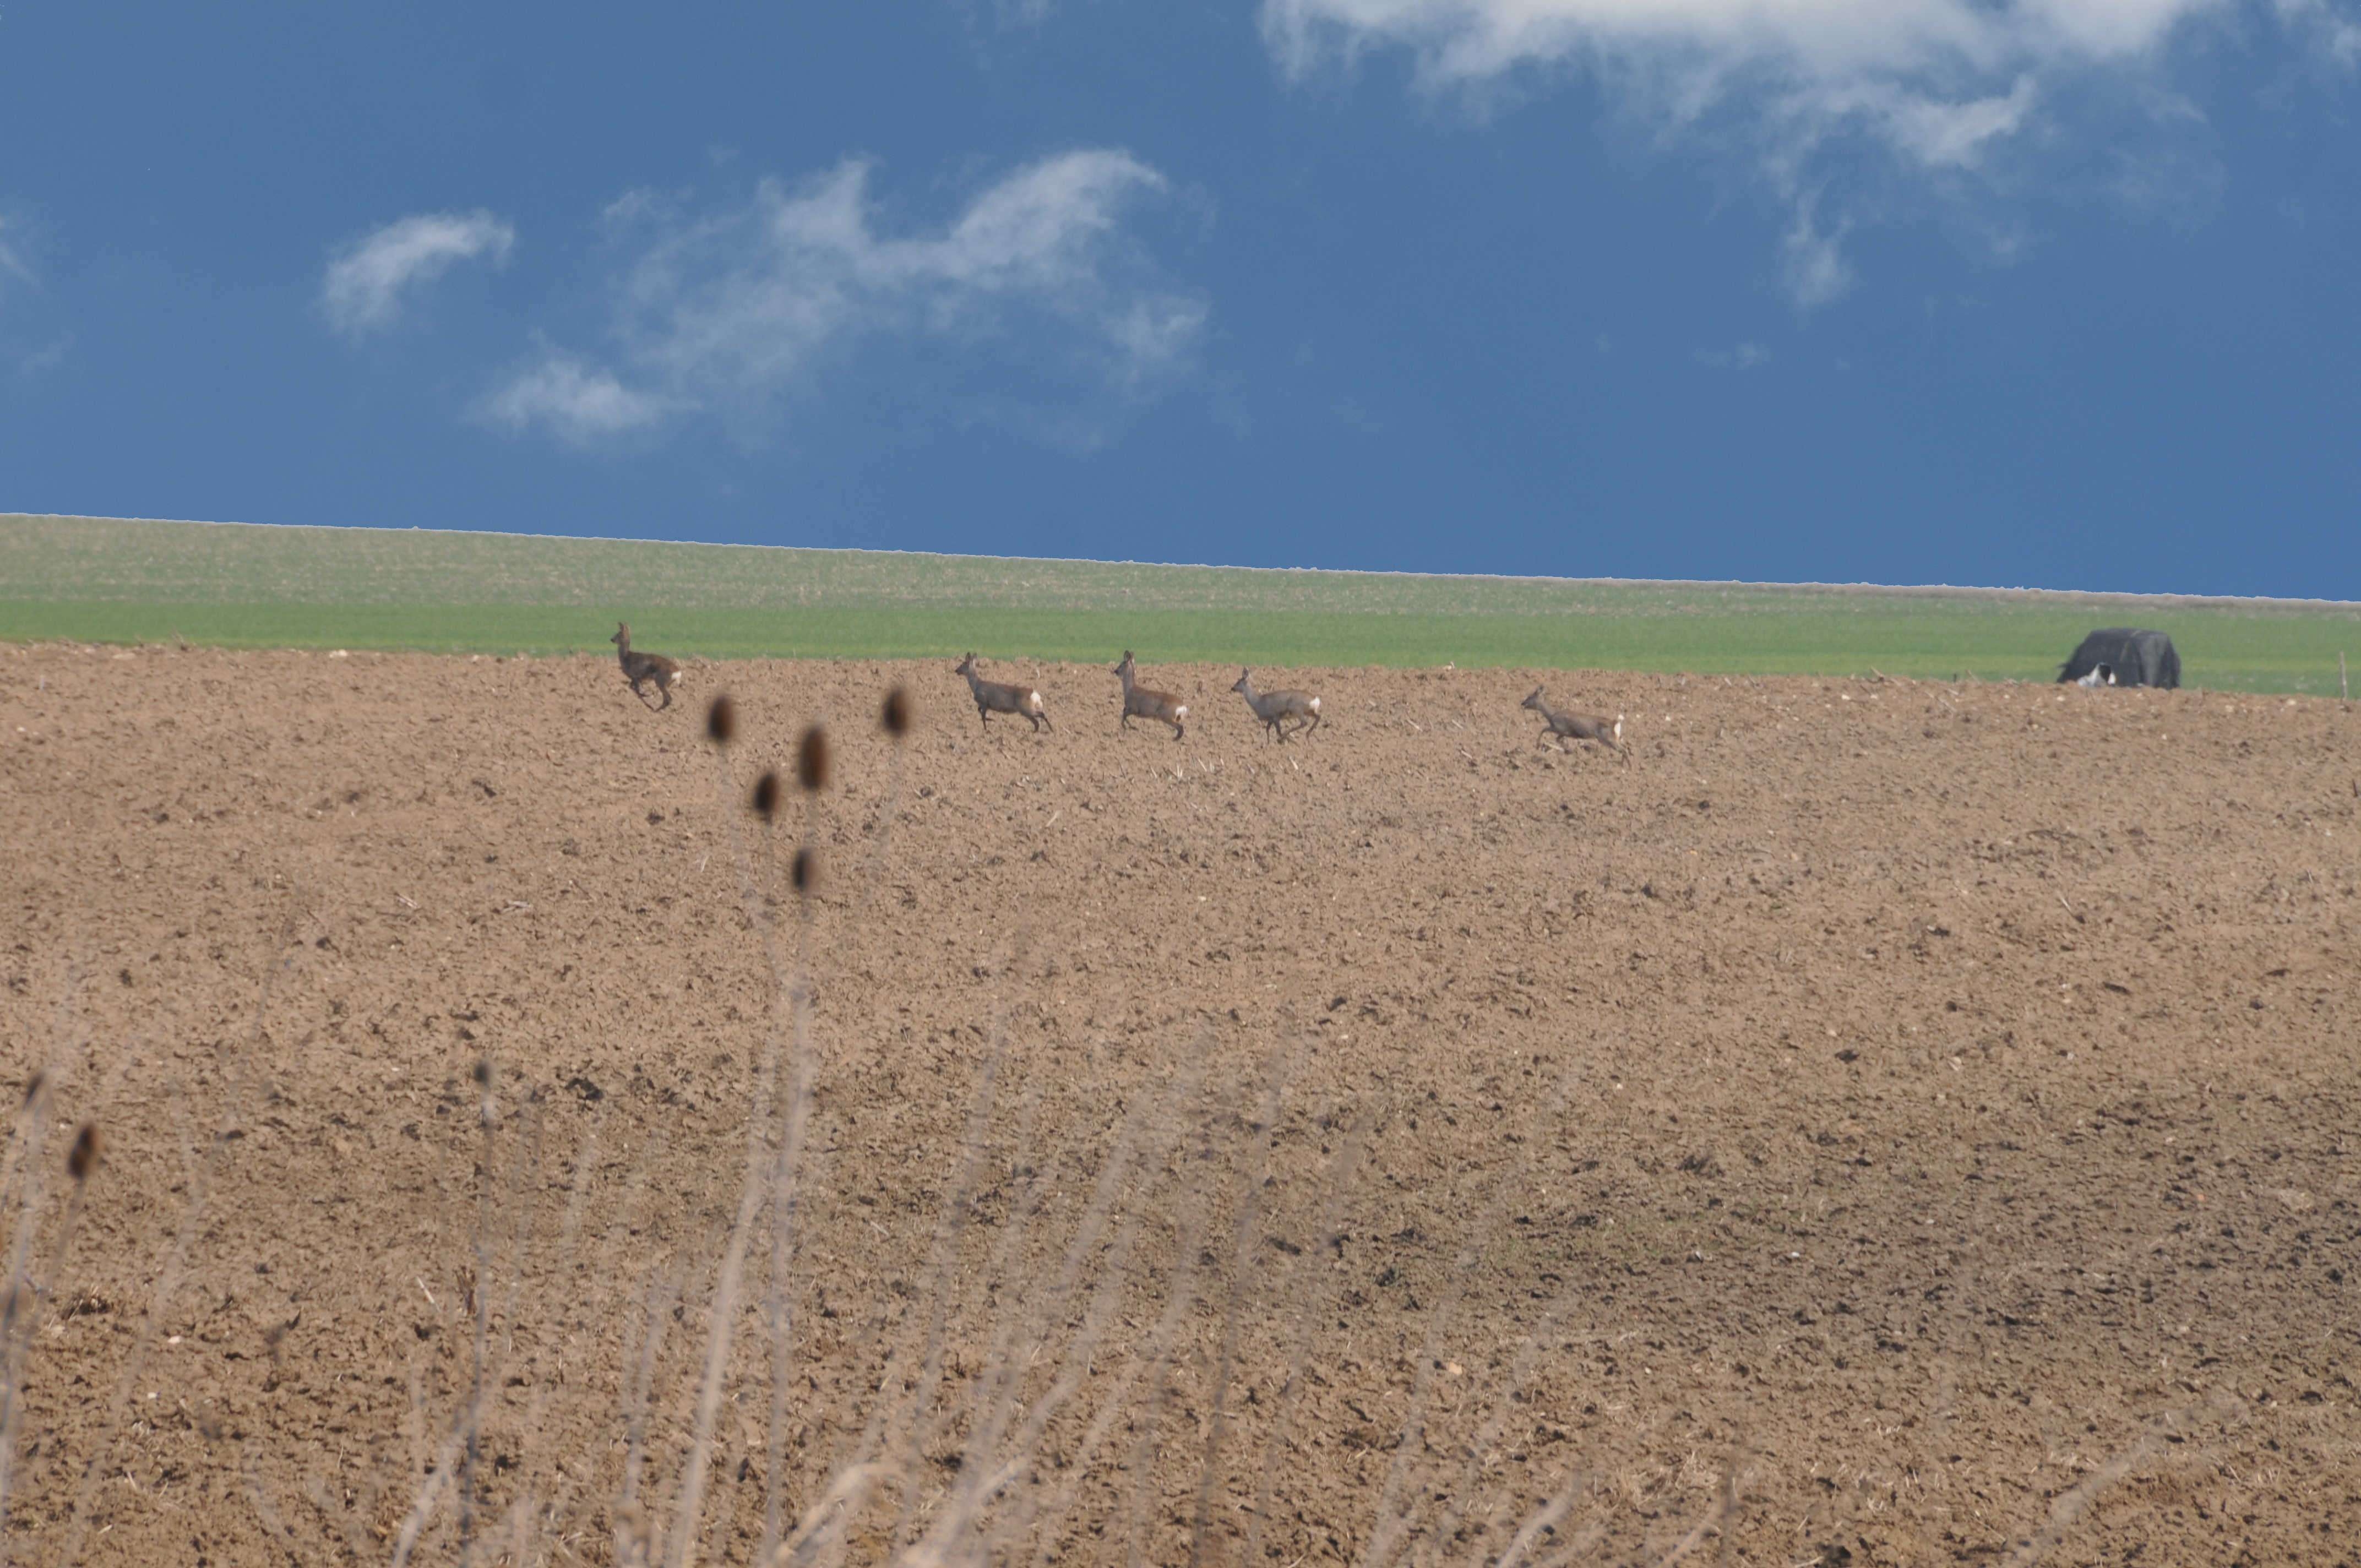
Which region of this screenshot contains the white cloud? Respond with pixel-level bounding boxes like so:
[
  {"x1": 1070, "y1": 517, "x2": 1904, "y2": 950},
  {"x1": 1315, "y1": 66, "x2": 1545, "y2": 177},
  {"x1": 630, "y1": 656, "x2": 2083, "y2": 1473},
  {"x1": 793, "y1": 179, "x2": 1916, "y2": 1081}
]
[
  {"x1": 490, "y1": 150, "x2": 1201, "y2": 444},
  {"x1": 1696, "y1": 340, "x2": 1773, "y2": 369},
  {"x1": 1263, "y1": 0, "x2": 2357, "y2": 301},
  {"x1": 480, "y1": 353, "x2": 670, "y2": 444},
  {"x1": 2277, "y1": 0, "x2": 2361, "y2": 61},
  {"x1": 0, "y1": 219, "x2": 35, "y2": 290},
  {"x1": 1782, "y1": 197, "x2": 1853, "y2": 306},
  {"x1": 1263, "y1": 1, "x2": 2248, "y2": 96},
  {"x1": 0, "y1": 212, "x2": 73, "y2": 377},
  {"x1": 1832, "y1": 75, "x2": 2041, "y2": 168},
  {"x1": 322, "y1": 210, "x2": 515, "y2": 336},
  {"x1": 1106, "y1": 295, "x2": 1212, "y2": 381}
]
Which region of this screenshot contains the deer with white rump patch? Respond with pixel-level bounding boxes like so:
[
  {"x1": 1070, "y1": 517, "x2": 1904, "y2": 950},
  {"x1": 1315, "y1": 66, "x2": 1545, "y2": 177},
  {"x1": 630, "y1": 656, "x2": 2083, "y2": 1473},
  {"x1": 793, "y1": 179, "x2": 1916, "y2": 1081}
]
[
  {"x1": 1232, "y1": 668, "x2": 1322, "y2": 743},
  {"x1": 1521, "y1": 687, "x2": 1626, "y2": 761},
  {"x1": 1113, "y1": 651, "x2": 1187, "y2": 740},
  {"x1": 955, "y1": 653, "x2": 1051, "y2": 733},
  {"x1": 611, "y1": 622, "x2": 683, "y2": 710}
]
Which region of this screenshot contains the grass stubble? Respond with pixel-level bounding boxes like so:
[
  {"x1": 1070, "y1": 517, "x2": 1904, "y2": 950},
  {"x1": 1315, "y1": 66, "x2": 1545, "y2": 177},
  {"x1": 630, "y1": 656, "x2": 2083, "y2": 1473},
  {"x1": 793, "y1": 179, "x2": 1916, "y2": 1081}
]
[
  {"x1": 0, "y1": 677, "x2": 2253, "y2": 1566},
  {"x1": 8, "y1": 513, "x2": 2359, "y2": 692}
]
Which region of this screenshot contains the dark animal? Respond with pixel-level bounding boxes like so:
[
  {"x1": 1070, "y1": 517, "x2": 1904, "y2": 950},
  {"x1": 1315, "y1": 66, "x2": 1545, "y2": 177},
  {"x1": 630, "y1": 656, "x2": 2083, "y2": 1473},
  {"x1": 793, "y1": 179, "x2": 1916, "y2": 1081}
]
[
  {"x1": 1232, "y1": 668, "x2": 1322, "y2": 742},
  {"x1": 1113, "y1": 652, "x2": 1187, "y2": 739},
  {"x1": 2059, "y1": 629, "x2": 2179, "y2": 689},
  {"x1": 955, "y1": 653, "x2": 1050, "y2": 732},
  {"x1": 611, "y1": 622, "x2": 683, "y2": 709},
  {"x1": 1521, "y1": 687, "x2": 1628, "y2": 760}
]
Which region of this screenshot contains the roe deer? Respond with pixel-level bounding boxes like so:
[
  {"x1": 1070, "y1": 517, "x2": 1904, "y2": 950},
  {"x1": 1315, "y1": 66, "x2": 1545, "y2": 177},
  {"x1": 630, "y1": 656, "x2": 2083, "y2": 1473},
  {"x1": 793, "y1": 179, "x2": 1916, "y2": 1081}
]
[
  {"x1": 955, "y1": 654, "x2": 1051, "y2": 733},
  {"x1": 1521, "y1": 687, "x2": 1625, "y2": 761},
  {"x1": 612, "y1": 623, "x2": 684, "y2": 710},
  {"x1": 1113, "y1": 651, "x2": 1187, "y2": 740},
  {"x1": 1232, "y1": 668, "x2": 1321, "y2": 743}
]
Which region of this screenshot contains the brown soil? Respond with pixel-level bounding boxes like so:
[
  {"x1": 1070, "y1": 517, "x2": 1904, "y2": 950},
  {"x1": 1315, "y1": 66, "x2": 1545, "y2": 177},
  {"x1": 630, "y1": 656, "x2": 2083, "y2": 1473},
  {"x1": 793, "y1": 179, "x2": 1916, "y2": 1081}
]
[{"x1": 2, "y1": 643, "x2": 2357, "y2": 1567}]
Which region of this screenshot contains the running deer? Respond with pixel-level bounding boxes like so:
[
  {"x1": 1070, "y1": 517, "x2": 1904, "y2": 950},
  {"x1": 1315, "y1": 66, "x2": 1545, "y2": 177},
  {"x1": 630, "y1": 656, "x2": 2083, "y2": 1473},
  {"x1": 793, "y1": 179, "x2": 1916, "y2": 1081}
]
[
  {"x1": 955, "y1": 653, "x2": 1051, "y2": 733},
  {"x1": 1521, "y1": 687, "x2": 1626, "y2": 760},
  {"x1": 611, "y1": 623, "x2": 684, "y2": 710},
  {"x1": 1113, "y1": 651, "x2": 1187, "y2": 740},
  {"x1": 1232, "y1": 668, "x2": 1322, "y2": 743}
]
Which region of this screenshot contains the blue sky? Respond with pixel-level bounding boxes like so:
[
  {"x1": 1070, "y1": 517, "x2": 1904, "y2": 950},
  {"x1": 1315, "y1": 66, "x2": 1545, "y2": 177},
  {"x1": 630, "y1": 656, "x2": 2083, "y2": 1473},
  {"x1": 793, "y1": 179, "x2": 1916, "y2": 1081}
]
[{"x1": 3, "y1": 2, "x2": 2357, "y2": 597}]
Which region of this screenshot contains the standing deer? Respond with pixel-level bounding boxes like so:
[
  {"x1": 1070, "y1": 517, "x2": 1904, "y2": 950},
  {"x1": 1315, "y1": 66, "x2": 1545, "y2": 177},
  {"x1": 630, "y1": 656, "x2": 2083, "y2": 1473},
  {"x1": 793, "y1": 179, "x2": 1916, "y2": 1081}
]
[
  {"x1": 955, "y1": 653, "x2": 1051, "y2": 733},
  {"x1": 1521, "y1": 687, "x2": 1626, "y2": 761},
  {"x1": 1232, "y1": 668, "x2": 1322, "y2": 743},
  {"x1": 611, "y1": 623, "x2": 683, "y2": 710},
  {"x1": 1113, "y1": 651, "x2": 1187, "y2": 740}
]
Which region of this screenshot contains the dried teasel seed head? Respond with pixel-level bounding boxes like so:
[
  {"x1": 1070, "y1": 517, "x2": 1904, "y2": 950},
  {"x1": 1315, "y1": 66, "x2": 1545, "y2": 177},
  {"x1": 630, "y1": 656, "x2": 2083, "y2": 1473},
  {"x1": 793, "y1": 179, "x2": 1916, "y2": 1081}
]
[
  {"x1": 791, "y1": 847, "x2": 816, "y2": 895},
  {"x1": 68, "y1": 1123, "x2": 100, "y2": 1183},
  {"x1": 797, "y1": 726, "x2": 830, "y2": 793},
  {"x1": 752, "y1": 771, "x2": 780, "y2": 822},
  {"x1": 706, "y1": 694, "x2": 737, "y2": 745},
  {"x1": 882, "y1": 687, "x2": 911, "y2": 738}
]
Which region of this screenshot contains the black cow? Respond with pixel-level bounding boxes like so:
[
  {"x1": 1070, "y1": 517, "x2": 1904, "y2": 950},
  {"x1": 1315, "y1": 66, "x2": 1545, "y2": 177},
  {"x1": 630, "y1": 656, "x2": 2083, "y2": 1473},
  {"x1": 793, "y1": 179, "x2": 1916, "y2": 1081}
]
[{"x1": 2059, "y1": 628, "x2": 2179, "y2": 689}]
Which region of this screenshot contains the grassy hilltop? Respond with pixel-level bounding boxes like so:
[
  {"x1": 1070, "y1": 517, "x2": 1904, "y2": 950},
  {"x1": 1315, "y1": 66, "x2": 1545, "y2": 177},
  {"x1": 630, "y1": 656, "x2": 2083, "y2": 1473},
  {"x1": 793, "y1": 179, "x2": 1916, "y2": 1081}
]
[{"x1": 3, "y1": 513, "x2": 2356, "y2": 691}]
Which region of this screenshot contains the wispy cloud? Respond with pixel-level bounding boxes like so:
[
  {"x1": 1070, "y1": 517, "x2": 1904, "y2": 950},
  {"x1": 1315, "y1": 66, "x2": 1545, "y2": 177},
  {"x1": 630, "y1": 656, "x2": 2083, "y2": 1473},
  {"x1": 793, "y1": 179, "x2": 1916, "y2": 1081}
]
[
  {"x1": 1263, "y1": 0, "x2": 2356, "y2": 302},
  {"x1": 322, "y1": 210, "x2": 515, "y2": 336},
  {"x1": 0, "y1": 211, "x2": 73, "y2": 377},
  {"x1": 487, "y1": 150, "x2": 1203, "y2": 445},
  {"x1": 480, "y1": 352, "x2": 671, "y2": 443},
  {"x1": 2278, "y1": 0, "x2": 2361, "y2": 62},
  {"x1": 0, "y1": 219, "x2": 36, "y2": 290},
  {"x1": 1696, "y1": 340, "x2": 1772, "y2": 371},
  {"x1": 1782, "y1": 197, "x2": 1852, "y2": 308},
  {"x1": 1262, "y1": 1, "x2": 2271, "y2": 107}
]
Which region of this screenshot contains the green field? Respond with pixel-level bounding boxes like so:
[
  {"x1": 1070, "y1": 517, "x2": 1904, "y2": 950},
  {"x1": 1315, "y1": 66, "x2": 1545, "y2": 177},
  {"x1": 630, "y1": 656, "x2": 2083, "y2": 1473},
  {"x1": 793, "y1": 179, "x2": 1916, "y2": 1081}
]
[{"x1": 5, "y1": 514, "x2": 2357, "y2": 692}]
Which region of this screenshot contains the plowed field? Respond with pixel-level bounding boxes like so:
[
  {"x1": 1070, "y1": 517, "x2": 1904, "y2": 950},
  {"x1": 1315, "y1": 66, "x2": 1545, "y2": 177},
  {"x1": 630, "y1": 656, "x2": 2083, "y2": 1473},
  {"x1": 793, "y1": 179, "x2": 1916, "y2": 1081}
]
[{"x1": 3, "y1": 642, "x2": 2357, "y2": 1566}]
